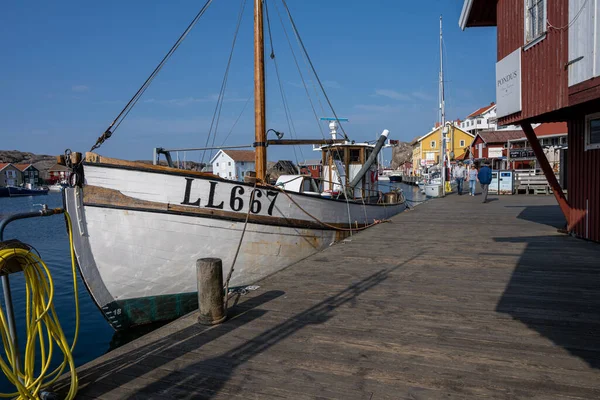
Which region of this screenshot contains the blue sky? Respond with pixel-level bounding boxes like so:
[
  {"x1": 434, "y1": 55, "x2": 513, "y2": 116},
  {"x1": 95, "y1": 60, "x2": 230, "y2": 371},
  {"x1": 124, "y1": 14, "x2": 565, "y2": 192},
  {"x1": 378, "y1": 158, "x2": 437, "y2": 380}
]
[{"x1": 0, "y1": 0, "x2": 496, "y2": 163}]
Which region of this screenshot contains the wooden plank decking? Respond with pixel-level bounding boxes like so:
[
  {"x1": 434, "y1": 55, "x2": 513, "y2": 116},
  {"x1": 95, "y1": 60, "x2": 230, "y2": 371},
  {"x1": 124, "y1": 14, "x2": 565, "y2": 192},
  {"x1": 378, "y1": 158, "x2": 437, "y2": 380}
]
[{"x1": 55, "y1": 194, "x2": 600, "y2": 399}]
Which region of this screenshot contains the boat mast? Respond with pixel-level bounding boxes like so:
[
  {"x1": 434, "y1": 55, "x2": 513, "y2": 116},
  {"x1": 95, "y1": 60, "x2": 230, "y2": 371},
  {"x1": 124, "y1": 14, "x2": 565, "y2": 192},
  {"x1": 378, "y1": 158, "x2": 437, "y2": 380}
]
[
  {"x1": 439, "y1": 15, "x2": 446, "y2": 196},
  {"x1": 254, "y1": 0, "x2": 267, "y2": 182}
]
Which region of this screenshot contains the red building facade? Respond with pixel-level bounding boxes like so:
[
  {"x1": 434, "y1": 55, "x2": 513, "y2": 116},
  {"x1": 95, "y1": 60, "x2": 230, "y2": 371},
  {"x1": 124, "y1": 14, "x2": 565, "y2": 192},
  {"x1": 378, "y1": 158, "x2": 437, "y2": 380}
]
[{"x1": 461, "y1": 0, "x2": 600, "y2": 242}]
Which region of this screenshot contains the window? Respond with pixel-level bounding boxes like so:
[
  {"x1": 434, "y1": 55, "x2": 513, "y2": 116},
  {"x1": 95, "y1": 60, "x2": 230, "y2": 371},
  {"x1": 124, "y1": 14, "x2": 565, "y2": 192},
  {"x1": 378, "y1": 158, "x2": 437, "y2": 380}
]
[
  {"x1": 477, "y1": 119, "x2": 482, "y2": 125},
  {"x1": 241, "y1": 161, "x2": 244, "y2": 166},
  {"x1": 349, "y1": 149, "x2": 361, "y2": 163},
  {"x1": 524, "y1": 0, "x2": 546, "y2": 47},
  {"x1": 216, "y1": 162, "x2": 219, "y2": 167},
  {"x1": 585, "y1": 112, "x2": 600, "y2": 150},
  {"x1": 430, "y1": 140, "x2": 436, "y2": 148},
  {"x1": 460, "y1": 140, "x2": 465, "y2": 147},
  {"x1": 228, "y1": 162, "x2": 231, "y2": 166},
  {"x1": 229, "y1": 172, "x2": 232, "y2": 177}
]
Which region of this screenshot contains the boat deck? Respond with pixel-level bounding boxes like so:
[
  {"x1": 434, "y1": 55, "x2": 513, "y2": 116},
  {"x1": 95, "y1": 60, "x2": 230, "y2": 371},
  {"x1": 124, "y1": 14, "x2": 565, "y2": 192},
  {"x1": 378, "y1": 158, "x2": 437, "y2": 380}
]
[{"x1": 54, "y1": 193, "x2": 600, "y2": 399}]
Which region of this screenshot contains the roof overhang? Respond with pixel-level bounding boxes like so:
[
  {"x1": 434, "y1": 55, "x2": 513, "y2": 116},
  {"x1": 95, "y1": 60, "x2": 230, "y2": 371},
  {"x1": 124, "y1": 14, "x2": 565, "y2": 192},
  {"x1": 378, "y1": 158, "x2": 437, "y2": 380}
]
[{"x1": 459, "y1": 0, "x2": 497, "y2": 30}]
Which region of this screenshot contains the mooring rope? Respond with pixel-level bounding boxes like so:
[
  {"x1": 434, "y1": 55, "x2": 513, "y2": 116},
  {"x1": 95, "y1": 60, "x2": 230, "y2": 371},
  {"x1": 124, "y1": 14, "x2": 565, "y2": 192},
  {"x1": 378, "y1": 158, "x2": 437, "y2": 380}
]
[{"x1": 223, "y1": 181, "x2": 257, "y2": 309}]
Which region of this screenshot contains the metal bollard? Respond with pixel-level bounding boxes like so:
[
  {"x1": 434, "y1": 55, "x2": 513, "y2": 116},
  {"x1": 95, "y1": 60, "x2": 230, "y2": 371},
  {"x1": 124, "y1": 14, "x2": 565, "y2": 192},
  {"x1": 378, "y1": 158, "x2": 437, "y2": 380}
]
[{"x1": 196, "y1": 258, "x2": 227, "y2": 325}]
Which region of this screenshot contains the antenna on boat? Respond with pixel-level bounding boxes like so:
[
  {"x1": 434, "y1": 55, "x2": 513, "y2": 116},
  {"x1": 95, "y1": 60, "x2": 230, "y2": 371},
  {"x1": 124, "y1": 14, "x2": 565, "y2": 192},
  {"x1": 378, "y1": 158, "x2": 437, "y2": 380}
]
[{"x1": 320, "y1": 117, "x2": 349, "y2": 141}]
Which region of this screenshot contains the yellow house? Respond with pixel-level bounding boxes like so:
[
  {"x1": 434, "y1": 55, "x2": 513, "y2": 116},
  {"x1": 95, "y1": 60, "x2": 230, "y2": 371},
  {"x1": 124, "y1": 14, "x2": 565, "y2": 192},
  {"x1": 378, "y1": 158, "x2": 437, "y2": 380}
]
[{"x1": 412, "y1": 122, "x2": 474, "y2": 173}]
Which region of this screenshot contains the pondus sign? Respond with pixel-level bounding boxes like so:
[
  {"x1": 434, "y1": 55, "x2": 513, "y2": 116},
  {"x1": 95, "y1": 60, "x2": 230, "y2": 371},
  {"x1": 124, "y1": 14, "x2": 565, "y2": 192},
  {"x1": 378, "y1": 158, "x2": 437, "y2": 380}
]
[
  {"x1": 510, "y1": 148, "x2": 535, "y2": 160},
  {"x1": 496, "y1": 49, "x2": 522, "y2": 118}
]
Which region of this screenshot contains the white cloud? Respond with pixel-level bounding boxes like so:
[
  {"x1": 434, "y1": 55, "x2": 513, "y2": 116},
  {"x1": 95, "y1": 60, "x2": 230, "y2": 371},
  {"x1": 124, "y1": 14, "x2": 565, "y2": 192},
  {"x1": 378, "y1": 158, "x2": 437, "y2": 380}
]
[
  {"x1": 354, "y1": 104, "x2": 403, "y2": 113},
  {"x1": 72, "y1": 85, "x2": 89, "y2": 93},
  {"x1": 323, "y1": 80, "x2": 341, "y2": 89},
  {"x1": 144, "y1": 94, "x2": 248, "y2": 107},
  {"x1": 411, "y1": 91, "x2": 435, "y2": 102},
  {"x1": 374, "y1": 89, "x2": 411, "y2": 101}
]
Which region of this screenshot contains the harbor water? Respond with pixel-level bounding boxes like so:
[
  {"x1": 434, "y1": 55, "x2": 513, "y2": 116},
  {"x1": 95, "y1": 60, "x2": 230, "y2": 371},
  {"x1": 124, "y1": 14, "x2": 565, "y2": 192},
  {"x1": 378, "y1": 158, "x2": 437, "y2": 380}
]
[{"x1": 0, "y1": 182, "x2": 424, "y2": 392}]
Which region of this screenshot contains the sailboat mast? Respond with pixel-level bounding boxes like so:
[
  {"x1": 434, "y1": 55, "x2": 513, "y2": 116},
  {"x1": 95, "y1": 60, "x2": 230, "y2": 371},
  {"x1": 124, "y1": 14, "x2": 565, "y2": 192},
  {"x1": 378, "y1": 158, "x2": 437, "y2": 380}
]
[
  {"x1": 439, "y1": 14, "x2": 446, "y2": 196},
  {"x1": 254, "y1": 0, "x2": 267, "y2": 182}
]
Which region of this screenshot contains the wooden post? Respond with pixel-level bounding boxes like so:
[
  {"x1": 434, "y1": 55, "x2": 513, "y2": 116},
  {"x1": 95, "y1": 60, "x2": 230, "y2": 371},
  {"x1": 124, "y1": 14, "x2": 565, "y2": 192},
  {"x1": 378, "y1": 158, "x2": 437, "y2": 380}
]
[
  {"x1": 196, "y1": 258, "x2": 226, "y2": 325},
  {"x1": 520, "y1": 122, "x2": 571, "y2": 229}
]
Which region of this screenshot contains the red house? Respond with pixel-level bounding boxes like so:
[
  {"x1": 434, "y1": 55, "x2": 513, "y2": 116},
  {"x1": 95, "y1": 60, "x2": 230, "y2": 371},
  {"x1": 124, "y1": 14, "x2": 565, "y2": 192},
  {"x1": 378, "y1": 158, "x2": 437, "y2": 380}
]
[
  {"x1": 470, "y1": 130, "x2": 526, "y2": 169},
  {"x1": 298, "y1": 159, "x2": 322, "y2": 179},
  {"x1": 461, "y1": 0, "x2": 600, "y2": 242}
]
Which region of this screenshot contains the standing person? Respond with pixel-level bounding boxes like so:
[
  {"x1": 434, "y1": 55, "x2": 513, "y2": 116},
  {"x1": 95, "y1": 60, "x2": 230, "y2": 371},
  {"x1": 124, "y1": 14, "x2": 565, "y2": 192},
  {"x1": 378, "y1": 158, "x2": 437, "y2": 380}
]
[
  {"x1": 478, "y1": 162, "x2": 492, "y2": 203},
  {"x1": 468, "y1": 165, "x2": 478, "y2": 196},
  {"x1": 452, "y1": 162, "x2": 467, "y2": 195}
]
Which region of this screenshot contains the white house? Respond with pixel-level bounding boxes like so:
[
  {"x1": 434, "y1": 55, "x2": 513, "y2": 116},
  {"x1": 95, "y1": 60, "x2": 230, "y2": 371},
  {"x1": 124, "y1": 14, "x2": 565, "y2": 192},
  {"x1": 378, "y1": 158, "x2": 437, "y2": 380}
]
[
  {"x1": 460, "y1": 102, "x2": 497, "y2": 134},
  {"x1": 210, "y1": 150, "x2": 255, "y2": 181}
]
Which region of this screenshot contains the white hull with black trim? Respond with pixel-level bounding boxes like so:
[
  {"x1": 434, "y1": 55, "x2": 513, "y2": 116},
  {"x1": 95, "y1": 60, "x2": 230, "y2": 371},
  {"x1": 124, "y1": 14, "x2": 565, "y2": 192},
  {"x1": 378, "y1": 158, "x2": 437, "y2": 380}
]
[{"x1": 64, "y1": 157, "x2": 406, "y2": 330}]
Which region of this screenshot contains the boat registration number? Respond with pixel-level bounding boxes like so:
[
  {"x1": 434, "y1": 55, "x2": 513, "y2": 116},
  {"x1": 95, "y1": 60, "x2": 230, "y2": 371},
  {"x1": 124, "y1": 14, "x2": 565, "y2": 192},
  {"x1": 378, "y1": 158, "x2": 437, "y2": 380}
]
[{"x1": 181, "y1": 178, "x2": 280, "y2": 216}]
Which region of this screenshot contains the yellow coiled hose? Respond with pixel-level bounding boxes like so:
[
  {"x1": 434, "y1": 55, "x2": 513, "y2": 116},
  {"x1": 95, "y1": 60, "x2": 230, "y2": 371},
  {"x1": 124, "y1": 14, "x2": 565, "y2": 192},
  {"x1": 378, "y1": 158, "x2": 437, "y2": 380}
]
[{"x1": 0, "y1": 211, "x2": 79, "y2": 399}]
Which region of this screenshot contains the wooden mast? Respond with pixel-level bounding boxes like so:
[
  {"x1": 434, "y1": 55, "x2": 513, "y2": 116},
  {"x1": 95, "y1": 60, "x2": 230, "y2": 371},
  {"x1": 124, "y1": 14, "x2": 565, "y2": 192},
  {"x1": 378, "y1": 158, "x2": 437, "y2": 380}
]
[{"x1": 254, "y1": 0, "x2": 267, "y2": 182}]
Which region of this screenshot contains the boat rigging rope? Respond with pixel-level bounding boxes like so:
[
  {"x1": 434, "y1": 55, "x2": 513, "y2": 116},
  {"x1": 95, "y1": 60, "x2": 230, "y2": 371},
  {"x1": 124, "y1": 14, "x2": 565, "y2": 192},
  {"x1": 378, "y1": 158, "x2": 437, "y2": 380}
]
[
  {"x1": 223, "y1": 182, "x2": 257, "y2": 310},
  {"x1": 280, "y1": 0, "x2": 349, "y2": 141},
  {"x1": 202, "y1": 0, "x2": 248, "y2": 165},
  {"x1": 268, "y1": 184, "x2": 395, "y2": 232},
  {"x1": 0, "y1": 212, "x2": 80, "y2": 400},
  {"x1": 264, "y1": 0, "x2": 303, "y2": 166},
  {"x1": 90, "y1": 0, "x2": 214, "y2": 152}
]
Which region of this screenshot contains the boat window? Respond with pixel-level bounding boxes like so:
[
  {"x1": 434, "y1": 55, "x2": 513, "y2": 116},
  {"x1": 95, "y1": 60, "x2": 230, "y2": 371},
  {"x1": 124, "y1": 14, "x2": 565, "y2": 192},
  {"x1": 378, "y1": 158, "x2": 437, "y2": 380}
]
[
  {"x1": 329, "y1": 149, "x2": 343, "y2": 161},
  {"x1": 302, "y1": 178, "x2": 312, "y2": 193},
  {"x1": 349, "y1": 149, "x2": 361, "y2": 163}
]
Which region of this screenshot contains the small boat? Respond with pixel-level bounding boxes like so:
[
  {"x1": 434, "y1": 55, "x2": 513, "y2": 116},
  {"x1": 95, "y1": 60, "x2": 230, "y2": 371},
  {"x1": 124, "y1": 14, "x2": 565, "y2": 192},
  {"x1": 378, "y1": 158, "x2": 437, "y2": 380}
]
[
  {"x1": 48, "y1": 183, "x2": 69, "y2": 192},
  {"x1": 7, "y1": 186, "x2": 49, "y2": 197},
  {"x1": 388, "y1": 172, "x2": 403, "y2": 182}
]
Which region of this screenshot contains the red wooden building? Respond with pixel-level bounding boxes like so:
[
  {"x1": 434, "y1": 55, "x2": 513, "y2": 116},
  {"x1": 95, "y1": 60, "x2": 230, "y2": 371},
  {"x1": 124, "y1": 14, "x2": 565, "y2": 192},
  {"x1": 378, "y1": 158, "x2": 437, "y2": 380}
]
[
  {"x1": 470, "y1": 130, "x2": 526, "y2": 169},
  {"x1": 461, "y1": 0, "x2": 600, "y2": 242},
  {"x1": 298, "y1": 159, "x2": 322, "y2": 179}
]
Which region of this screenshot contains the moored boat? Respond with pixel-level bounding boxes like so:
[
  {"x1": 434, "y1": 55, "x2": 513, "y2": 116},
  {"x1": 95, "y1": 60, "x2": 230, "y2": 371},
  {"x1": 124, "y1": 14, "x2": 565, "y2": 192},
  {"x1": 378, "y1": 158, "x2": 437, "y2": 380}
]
[{"x1": 62, "y1": 1, "x2": 408, "y2": 330}]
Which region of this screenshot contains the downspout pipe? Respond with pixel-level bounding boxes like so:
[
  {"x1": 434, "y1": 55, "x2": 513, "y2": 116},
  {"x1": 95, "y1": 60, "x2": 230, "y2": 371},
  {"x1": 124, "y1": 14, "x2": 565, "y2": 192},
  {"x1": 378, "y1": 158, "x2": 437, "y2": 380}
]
[{"x1": 348, "y1": 129, "x2": 389, "y2": 190}]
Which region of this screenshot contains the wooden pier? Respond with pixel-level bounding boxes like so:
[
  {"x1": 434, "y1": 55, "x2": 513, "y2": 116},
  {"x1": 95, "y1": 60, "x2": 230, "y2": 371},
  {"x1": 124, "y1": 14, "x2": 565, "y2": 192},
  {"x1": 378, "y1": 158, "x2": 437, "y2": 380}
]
[{"x1": 55, "y1": 194, "x2": 600, "y2": 399}]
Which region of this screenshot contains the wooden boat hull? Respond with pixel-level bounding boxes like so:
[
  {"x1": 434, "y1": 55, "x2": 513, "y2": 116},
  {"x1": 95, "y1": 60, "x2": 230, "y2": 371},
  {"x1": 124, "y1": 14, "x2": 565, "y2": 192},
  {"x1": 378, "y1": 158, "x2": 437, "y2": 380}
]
[{"x1": 64, "y1": 158, "x2": 407, "y2": 330}]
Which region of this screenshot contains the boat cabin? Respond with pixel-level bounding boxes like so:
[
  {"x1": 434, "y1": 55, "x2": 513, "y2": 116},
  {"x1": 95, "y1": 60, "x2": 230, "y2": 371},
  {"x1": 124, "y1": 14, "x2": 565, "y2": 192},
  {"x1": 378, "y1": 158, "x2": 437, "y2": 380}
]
[{"x1": 318, "y1": 143, "x2": 380, "y2": 199}]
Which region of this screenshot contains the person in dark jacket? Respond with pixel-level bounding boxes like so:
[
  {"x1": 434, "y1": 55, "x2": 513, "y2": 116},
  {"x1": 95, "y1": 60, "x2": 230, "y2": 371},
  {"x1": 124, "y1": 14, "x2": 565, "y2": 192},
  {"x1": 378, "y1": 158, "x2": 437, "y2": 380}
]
[{"x1": 477, "y1": 162, "x2": 492, "y2": 203}]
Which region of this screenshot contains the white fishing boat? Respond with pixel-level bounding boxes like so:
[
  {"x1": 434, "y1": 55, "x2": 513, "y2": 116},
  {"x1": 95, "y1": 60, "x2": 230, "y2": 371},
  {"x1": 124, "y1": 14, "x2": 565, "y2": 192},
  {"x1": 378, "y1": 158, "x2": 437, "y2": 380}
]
[{"x1": 61, "y1": 0, "x2": 407, "y2": 330}]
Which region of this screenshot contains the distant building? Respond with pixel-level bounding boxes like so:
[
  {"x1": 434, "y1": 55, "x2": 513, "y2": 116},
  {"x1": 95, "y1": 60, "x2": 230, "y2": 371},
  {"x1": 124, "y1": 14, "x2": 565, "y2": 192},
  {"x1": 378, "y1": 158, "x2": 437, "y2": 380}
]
[
  {"x1": 0, "y1": 163, "x2": 22, "y2": 187},
  {"x1": 412, "y1": 122, "x2": 475, "y2": 175},
  {"x1": 470, "y1": 123, "x2": 568, "y2": 171},
  {"x1": 460, "y1": 103, "x2": 497, "y2": 134},
  {"x1": 298, "y1": 159, "x2": 322, "y2": 179},
  {"x1": 209, "y1": 150, "x2": 255, "y2": 181},
  {"x1": 48, "y1": 163, "x2": 72, "y2": 184},
  {"x1": 14, "y1": 164, "x2": 41, "y2": 186},
  {"x1": 470, "y1": 130, "x2": 526, "y2": 170}
]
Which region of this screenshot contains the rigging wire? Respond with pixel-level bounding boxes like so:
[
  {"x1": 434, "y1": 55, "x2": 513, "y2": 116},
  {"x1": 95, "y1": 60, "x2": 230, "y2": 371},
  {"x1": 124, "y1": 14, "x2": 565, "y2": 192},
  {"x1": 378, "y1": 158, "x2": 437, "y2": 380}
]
[
  {"x1": 90, "y1": 0, "x2": 214, "y2": 152},
  {"x1": 280, "y1": 0, "x2": 349, "y2": 141},
  {"x1": 273, "y1": 0, "x2": 355, "y2": 232},
  {"x1": 201, "y1": 0, "x2": 248, "y2": 165},
  {"x1": 264, "y1": 0, "x2": 303, "y2": 165},
  {"x1": 220, "y1": 94, "x2": 253, "y2": 146}
]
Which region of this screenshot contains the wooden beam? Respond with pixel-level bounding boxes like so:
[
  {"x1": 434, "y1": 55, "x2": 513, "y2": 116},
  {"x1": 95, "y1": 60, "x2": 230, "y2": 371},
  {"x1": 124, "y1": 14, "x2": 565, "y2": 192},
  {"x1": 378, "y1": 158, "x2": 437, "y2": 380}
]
[
  {"x1": 267, "y1": 139, "x2": 345, "y2": 146},
  {"x1": 520, "y1": 122, "x2": 572, "y2": 229}
]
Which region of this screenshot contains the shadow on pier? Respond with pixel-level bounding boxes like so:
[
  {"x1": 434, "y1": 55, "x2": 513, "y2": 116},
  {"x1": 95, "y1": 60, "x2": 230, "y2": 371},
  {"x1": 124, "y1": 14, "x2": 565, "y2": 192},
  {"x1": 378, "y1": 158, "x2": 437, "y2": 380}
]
[
  {"x1": 495, "y1": 204, "x2": 600, "y2": 369},
  {"x1": 56, "y1": 255, "x2": 417, "y2": 399}
]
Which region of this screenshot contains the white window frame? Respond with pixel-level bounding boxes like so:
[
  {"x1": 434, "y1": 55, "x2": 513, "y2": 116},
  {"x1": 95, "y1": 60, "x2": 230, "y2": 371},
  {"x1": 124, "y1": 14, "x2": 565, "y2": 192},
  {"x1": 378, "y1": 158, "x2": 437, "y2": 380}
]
[
  {"x1": 460, "y1": 140, "x2": 465, "y2": 147},
  {"x1": 524, "y1": 0, "x2": 547, "y2": 50},
  {"x1": 585, "y1": 112, "x2": 600, "y2": 151},
  {"x1": 430, "y1": 140, "x2": 436, "y2": 148}
]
